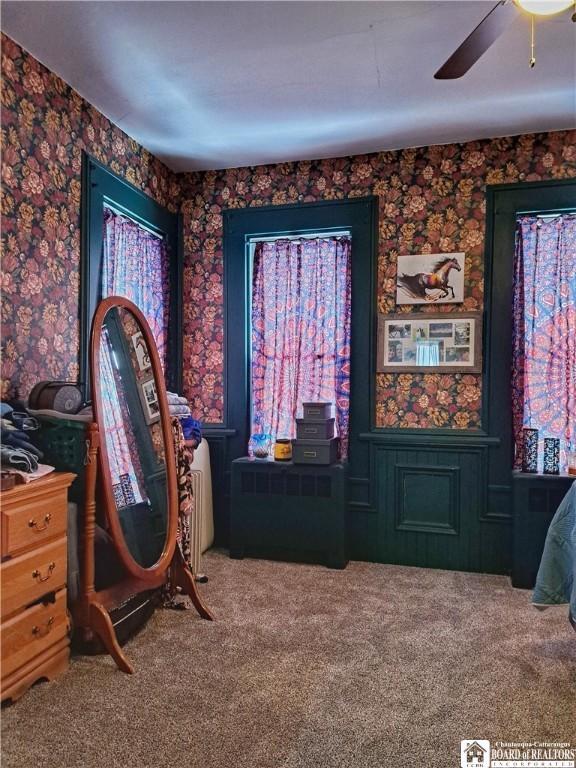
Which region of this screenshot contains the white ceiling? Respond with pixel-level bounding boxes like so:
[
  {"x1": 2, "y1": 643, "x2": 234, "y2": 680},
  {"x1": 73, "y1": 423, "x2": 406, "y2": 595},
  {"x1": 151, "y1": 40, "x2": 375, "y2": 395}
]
[{"x1": 2, "y1": 1, "x2": 575, "y2": 172}]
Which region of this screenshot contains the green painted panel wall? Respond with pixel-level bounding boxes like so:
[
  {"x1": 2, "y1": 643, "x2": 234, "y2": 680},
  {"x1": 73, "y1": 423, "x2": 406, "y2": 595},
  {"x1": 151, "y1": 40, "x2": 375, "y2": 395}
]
[{"x1": 347, "y1": 434, "x2": 512, "y2": 574}]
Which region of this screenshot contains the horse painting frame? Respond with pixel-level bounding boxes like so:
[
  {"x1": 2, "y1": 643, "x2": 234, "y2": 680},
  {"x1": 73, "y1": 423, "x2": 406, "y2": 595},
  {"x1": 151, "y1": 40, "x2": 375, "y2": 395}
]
[
  {"x1": 377, "y1": 312, "x2": 482, "y2": 373},
  {"x1": 396, "y1": 252, "x2": 465, "y2": 305}
]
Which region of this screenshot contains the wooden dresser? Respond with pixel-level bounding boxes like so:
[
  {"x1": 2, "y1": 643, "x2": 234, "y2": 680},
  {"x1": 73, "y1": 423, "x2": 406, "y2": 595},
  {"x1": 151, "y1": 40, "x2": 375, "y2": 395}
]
[{"x1": 1, "y1": 472, "x2": 75, "y2": 702}]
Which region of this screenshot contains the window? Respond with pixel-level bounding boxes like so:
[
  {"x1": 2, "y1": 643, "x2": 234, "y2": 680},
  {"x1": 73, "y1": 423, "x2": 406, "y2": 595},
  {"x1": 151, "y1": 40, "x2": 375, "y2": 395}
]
[
  {"x1": 250, "y1": 234, "x2": 351, "y2": 456},
  {"x1": 512, "y1": 212, "x2": 576, "y2": 471},
  {"x1": 80, "y1": 153, "x2": 180, "y2": 395}
]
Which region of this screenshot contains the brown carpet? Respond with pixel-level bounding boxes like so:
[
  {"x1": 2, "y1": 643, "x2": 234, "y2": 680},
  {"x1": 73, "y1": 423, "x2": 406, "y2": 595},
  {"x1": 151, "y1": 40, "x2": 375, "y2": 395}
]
[{"x1": 2, "y1": 551, "x2": 575, "y2": 768}]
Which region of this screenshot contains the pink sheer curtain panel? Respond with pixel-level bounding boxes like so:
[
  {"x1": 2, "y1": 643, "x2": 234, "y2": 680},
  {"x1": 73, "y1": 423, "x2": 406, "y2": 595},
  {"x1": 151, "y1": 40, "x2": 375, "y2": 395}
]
[
  {"x1": 99, "y1": 330, "x2": 144, "y2": 507},
  {"x1": 102, "y1": 207, "x2": 170, "y2": 369},
  {"x1": 251, "y1": 236, "x2": 352, "y2": 457},
  {"x1": 512, "y1": 213, "x2": 576, "y2": 471}
]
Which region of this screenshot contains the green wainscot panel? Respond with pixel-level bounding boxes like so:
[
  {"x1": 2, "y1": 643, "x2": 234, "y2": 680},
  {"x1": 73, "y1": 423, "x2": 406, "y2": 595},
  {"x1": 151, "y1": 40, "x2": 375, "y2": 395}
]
[{"x1": 370, "y1": 439, "x2": 511, "y2": 574}]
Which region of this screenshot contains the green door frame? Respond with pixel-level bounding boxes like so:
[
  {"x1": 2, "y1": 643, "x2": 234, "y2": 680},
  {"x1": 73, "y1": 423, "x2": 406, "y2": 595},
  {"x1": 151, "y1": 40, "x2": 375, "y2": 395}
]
[
  {"x1": 483, "y1": 177, "x2": 576, "y2": 514},
  {"x1": 218, "y1": 197, "x2": 378, "y2": 539}
]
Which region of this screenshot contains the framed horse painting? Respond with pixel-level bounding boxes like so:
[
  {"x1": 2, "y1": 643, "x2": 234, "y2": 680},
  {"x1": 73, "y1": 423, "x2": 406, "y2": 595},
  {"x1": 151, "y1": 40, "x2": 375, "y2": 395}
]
[{"x1": 396, "y1": 252, "x2": 465, "y2": 305}]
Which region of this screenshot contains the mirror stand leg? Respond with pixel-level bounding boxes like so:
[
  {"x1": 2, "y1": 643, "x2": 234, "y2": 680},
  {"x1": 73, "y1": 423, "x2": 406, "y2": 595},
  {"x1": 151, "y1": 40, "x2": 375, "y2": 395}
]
[
  {"x1": 89, "y1": 602, "x2": 135, "y2": 674},
  {"x1": 171, "y1": 548, "x2": 214, "y2": 621}
]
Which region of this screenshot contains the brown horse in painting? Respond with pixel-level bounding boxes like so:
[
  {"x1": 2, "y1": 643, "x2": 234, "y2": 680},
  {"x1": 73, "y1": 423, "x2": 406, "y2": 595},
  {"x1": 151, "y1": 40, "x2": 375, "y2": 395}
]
[{"x1": 397, "y1": 256, "x2": 461, "y2": 301}]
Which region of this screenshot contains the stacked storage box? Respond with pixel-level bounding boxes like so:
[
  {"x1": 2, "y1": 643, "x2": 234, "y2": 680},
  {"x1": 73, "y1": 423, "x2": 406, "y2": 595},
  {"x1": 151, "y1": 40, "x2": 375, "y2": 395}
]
[{"x1": 292, "y1": 402, "x2": 339, "y2": 465}]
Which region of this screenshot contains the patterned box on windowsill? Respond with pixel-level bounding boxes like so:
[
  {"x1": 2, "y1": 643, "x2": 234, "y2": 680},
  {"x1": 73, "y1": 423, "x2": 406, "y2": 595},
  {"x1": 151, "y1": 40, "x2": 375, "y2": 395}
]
[
  {"x1": 543, "y1": 438, "x2": 560, "y2": 475},
  {"x1": 522, "y1": 428, "x2": 539, "y2": 473}
]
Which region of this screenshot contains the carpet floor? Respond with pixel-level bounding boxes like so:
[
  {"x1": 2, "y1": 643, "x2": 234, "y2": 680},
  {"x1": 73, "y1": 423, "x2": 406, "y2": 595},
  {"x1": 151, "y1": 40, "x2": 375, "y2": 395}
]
[{"x1": 2, "y1": 551, "x2": 575, "y2": 768}]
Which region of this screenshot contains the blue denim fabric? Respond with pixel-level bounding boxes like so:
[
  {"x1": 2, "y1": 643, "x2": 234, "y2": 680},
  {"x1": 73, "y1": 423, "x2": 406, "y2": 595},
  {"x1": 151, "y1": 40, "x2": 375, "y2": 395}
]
[
  {"x1": 179, "y1": 416, "x2": 202, "y2": 446},
  {"x1": 532, "y1": 481, "x2": 576, "y2": 624}
]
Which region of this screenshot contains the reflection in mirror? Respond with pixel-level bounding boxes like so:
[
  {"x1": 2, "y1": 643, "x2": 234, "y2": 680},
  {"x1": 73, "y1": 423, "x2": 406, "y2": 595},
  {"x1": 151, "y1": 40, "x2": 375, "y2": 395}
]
[{"x1": 99, "y1": 306, "x2": 168, "y2": 568}]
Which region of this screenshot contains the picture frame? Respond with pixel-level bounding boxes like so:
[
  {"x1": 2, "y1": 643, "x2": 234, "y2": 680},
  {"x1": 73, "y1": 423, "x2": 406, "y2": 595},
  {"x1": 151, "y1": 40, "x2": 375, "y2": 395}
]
[
  {"x1": 131, "y1": 331, "x2": 152, "y2": 372},
  {"x1": 377, "y1": 312, "x2": 482, "y2": 373},
  {"x1": 138, "y1": 376, "x2": 161, "y2": 424},
  {"x1": 396, "y1": 252, "x2": 465, "y2": 305}
]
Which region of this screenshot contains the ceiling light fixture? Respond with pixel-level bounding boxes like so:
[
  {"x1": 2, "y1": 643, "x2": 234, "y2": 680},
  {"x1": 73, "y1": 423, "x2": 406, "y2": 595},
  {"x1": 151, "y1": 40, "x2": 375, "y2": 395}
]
[
  {"x1": 513, "y1": 0, "x2": 575, "y2": 68},
  {"x1": 434, "y1": 0, "x2": 575, "y2": 79},
  {"x1": 514, "y1": 0, "x2": 573, "y2": 16}
]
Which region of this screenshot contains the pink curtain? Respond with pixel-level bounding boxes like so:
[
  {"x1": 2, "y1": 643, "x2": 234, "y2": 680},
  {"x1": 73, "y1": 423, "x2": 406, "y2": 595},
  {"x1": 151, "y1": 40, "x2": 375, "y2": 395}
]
[
  {"x1": 512, "y1": 213, "x2": 576, "y2": 471},
  {"x1": 251, "y1": 236, "x2": 351, "y2": 457},
  {"x1": 99, "y1": 329, "x2": 144, "y2": 507},
  {"x1": 102, "y1": 207, "x2": 170, "y2": 369}
]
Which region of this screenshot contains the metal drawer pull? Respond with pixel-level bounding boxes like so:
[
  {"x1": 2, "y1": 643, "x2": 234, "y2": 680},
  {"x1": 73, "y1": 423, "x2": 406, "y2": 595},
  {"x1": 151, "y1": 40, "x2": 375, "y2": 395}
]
[
  {"x1": 32, "y1": 617, "x2": 55, "y2": 638},
  {"x1": 303, "y1": 451, "x2": 318, "y2": 458},
  {"x1": 32, "y1": 562, "x2": 56, "y2": 582},
  {"x1": 28, "y1": 513, "x2": 51, "y2": 532}
]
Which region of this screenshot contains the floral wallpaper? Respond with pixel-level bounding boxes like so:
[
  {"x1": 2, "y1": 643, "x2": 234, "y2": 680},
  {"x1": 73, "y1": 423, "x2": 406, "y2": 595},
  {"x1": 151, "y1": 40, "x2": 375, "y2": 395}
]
[
  {"x1": 0, "y1": 34, "x2": 181, "y2": 400},
  {"x1": 181, "y1": 130, "x2": 576, "y2": 427},
  {"x1": 2, "y1": 33, "x2": 575, "y2": 431}
]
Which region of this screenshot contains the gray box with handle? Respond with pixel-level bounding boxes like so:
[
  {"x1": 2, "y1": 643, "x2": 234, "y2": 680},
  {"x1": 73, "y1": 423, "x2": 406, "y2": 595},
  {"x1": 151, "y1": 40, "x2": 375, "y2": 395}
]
[
  {"x1": 296, "y1": 417, "x2": 335, "y2": 440},
  {"x1": 292, "y1": 437, "x2": 339, "y2": 465}
]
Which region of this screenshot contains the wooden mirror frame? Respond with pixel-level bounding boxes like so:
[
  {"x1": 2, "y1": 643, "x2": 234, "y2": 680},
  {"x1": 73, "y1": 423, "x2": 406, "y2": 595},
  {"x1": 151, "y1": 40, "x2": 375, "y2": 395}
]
[
  {"x1": 90, "y1": 296, "x2": 178, "y2": 581},
  {"x1": 72, "y1": 295, "x2": 213, "y2": 674}
]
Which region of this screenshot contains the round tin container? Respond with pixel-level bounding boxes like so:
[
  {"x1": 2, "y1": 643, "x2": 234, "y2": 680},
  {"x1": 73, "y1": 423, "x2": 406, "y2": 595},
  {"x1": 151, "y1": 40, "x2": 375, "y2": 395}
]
[{"x1": 274, "y1": 438, "x2": 292, "y2": 461}]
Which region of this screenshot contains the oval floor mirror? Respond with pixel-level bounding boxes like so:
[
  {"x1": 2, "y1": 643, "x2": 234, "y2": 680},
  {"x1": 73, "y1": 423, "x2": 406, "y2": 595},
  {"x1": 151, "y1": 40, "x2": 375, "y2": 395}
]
[
  {"x1": 72, "y1": 296, "x2": 212, "y2": 674},
  {"x1": 95, "y1": 298, "x2": 177, "y2": 579}
]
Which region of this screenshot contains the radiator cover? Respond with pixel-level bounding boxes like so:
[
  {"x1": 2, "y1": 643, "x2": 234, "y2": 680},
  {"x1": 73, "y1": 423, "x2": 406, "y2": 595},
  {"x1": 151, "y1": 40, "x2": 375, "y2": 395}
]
[
  {"x1": 512, "y1": 472, "x2": 574, "y2": 589},
  {"x1": 230, "y1": 458, "x2": 347, "y2": 568}
]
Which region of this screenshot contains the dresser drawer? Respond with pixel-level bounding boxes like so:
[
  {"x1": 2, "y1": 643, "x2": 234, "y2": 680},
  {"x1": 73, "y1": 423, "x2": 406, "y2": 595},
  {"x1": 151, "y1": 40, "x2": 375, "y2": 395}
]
[
  {"x1": 1, "y1": 589, "x2": 68, "y2": 681},
  {"x1": 1, "y1": 488, "x2": 68, "y2": 558},
  {"x1": 1, "y1": 538, "x2": 67, "y2": 620}
]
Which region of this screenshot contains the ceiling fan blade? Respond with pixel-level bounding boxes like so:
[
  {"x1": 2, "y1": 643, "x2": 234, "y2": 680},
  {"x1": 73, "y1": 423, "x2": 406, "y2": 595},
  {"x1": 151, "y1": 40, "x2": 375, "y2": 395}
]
[{"x1": 434, "y1": 0, "x2": 520, "y2": 79}]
